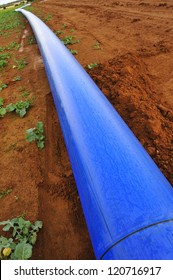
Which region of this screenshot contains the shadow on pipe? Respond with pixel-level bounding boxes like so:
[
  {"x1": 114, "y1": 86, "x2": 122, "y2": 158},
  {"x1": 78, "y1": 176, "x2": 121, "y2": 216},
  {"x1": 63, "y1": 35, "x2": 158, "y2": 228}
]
[{"x1": 17, "y1": 7, "x2": 173, "y2": 260}]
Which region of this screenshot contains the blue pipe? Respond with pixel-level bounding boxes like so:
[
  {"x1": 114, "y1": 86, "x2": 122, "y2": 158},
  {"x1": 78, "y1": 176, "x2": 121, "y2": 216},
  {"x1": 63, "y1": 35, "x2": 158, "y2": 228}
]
[{"x1": 17, "y1": 8, "x2": 173, "y2": 259}]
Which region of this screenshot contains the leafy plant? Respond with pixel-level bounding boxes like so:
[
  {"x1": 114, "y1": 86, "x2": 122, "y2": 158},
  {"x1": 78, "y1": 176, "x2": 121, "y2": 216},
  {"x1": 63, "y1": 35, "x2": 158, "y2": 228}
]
[
  {"x1": 0, "y1": 97, "x2": 6, "y2": 117},
  {"x1": 61, "y1": 23, "x2": 67, "y2": 29},
  {"x1": 0, "y1": 97, "x2": 3, "y2": 107},
  {"x1": 0, "y1": 6, "x2": 25, "y2": 43},
  {"x1": 7, "y1": 41, "x2": 20, "y2": 50},
  {"x1": 13, "y1": 58, "x2": 28, "y2": 70},
  {"x1": 21, "y1": 91, "x2": 30, "y2": 98},
  {"x1": 0, "y1": 108, "x2": 6, "y2": 117},
  {"x1": 6, "y1": 100, "x2": 32, "y2": 118},
  {"x1": 93, "y1": 41, "x2": 100, "y2": 49},
  {"x1": 0, "y1": 60, "x2": 7, "y2": 68},
  {"x1": 0, "y1": 46, "x2": 6, "y2": 52},
  {"x1": 61, "y1": 35, "x2": 79, "y2": 46},
  {"x1": 0, "y1": 188, "x2": 13, "y2": 199},
  {"x1": 26, "y1": 122, "x2": 45, "y2": 150},
  {"x1": 0, "y1": 53, "x2": 10, "y2": 69},
  {"x1": 54, "y1": 30, "x2": 64, "y2": 35},
  {"x1": 7, "y1": 41, "x2": 16, "y2": 50},
  {"x1": 0, "y1": 81, "x2": 7, "y2": 91},
  {"x1": 70, "y1": 49, "x2": 78, "y2": 55},
  {"x1": 87, "y1": 63, "x2": 98, "y2": 69},
  {"x1": 27, "y1": 36, "x2": 36, "y2": 45},
  {"x1": 12, "y1": 76, "x2": 21, "y2": 82},
  {"x1": 44, "y1": 14, "x2": 52, "y2": 22},
  {"x1": 0, "y1": 53, "x2": 10, "y2": 59},
  {"x1": 0, "y1": 215, "x2": 43, "y2": 260}
]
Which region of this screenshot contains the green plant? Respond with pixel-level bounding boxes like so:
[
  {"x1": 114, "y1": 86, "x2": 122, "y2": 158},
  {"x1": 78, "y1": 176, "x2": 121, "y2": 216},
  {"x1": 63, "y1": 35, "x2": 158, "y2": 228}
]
[
  {"x1": 26, "y1": 122, "x2": 45, "y2": 150},
  {"x1": 12, "y1": 76, "x2": 21, "y2": 82},
  {"x1": 0, "y1": 7, "x2": 25, "y2": 43},
  {"x1": 0, "y1": 97, "x2": 3, "y2": 107},
  {"x1": 27, "y1": 36, "x2": 36, "y2": 45},
  {"x1": 0, "y1": 60, "x2": 7, "y2": 68},
  {"x1": 70, "y1": 49, "x2": 78, "y2": 55},
  {"x1": 21, "y1": 91, "x2": 30, "y2": 98},
  {"x1": 87, "y1": 63, "x2": 98, "y2": 69},
  {"x1": 0, "y1": 188, "x2": 13, "y2": 199},
  {"x1": 0, "y1": 215, "x2": 43, "y2": 260},
  {"x1": 54, "y1": 30, "x2": 64, "y2": 35},
  {"x1": 6, "y1": 100, "x2": 32, "y2": 118},
  {"x1": 44, "y1": 14, "x2": 52, "y2": 22},
  {"x1": 0, "y1": 46, "x2": 6, "y2": 52},
  {"x1": 13, "y1": 58, "x2": 28, "y2": 70},
  {"x1": 0, "y1": 82, "x2": 7, "y2": 91},
  {"x1": 0, "y1": 53, "x2": 10, "y2": 69},
  {"x1": 61, "y1": 23, "x2": 67, "y2": 29},
  {"x1": 61, "y1": 35, "x2": 79, "y2": 46},
  {"x1": 93, "y1": 41, "x2": 100, "y2": 49},
  {"x1": 0, "y1": 98, "x2": 6, "y2": 117},
  {"x1": 0, "y1": 53, "x2": 10, "y2": 59},
  {"x1": 7, "y1": 42, "x2": 16, "y2": 50},
  {"x1": 0, "y1": 107, "x2": 6, "y2": 117}
]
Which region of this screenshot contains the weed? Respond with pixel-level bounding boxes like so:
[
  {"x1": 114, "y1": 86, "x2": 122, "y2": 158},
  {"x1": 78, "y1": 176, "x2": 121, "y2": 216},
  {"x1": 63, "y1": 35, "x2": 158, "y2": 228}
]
[
  {"x1": 15, "y1": 44, "x2": 21, "y2": 51},
  {"x1": 87, "y1": 63, "x2": 98, "y2": 69},
  {"x1": 0, "y1": 60, "x2": 7, "y2": 69},
  {"x1": 26, "y1": 122, "x2": 45, "y2": 150},
  {"x1": 61, "y1": 36, "x2": 79, "y2": 46},
  {"x1": 6, "y1": 100, "x2": 32, "y2": 118},
  {"x1": 70, "y1": 49, "x2": 78, "y2": 55},
  {"x1": 0, "y1": 108, "x2": 6, "y2": 117},
  {"x1": 13, "y1": 58, "x2": 28, "y2": 70},
  {"x1": 7, "y1": 41, "x2": 18, "y2": 50},
  {"x1": 0, "y1": 53, "x2": 11, "y2": 59},
  {"x1": 44, "y1": 14, "x2": 52, "y2": 22},
  {"x1": 7, "y1": 42, "x2": 16, "y2": 50},
  {"x1": 0, "y1": 98, "x2": 6, "y2": 117},
  {"x1": 61, "y1": 23, "x2": 67, "y2": 29},
  {"x1": 27, "y1": 36, "x2": 36, "y2": 45},
  {"x1": 0, "y1": 97, "x2": 3, "y2": 107},
  {"x1": 0, "y1": 47, "x2": 6, "y2": 52},
  {"x1": 0, "y1": 188, "x2": 13, "y2": 199},
  {"x1": 0, "y1": 82, "x2": 7, "y2": 91},
  {"x1": 21, "y1": 91, "x2": 30, "y2": 98},
  {"x1": 0, "y1": 53, "x2": 10, "y2": 69},
  {"x1": 70, "y1": 28, "x2": 75, "y2": 33},
  {"x1": 54, "y1": 30, "x2": 64, "y2": 35},
  {"x1": 93, "y1": 41, "x2": 101, "y2": 49},
  {"x1": 0, "y1": 215, "x2": 43, "y2": 260},
  {"x1": 12, "y1": 76, "x2": 21, "y2": 82}
]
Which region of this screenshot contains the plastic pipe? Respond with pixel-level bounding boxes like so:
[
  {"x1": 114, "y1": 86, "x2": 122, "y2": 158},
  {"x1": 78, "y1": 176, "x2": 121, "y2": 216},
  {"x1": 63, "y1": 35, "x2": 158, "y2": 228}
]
[{"x1": 17, "y1": 8, "x2": 173, "y2": 259}]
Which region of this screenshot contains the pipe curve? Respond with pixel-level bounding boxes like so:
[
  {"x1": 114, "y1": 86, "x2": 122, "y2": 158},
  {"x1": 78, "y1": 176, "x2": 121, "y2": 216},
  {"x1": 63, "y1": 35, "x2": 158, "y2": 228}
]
[{"x1": 17, "y1": 8, "x2": 173, "y2": 259}]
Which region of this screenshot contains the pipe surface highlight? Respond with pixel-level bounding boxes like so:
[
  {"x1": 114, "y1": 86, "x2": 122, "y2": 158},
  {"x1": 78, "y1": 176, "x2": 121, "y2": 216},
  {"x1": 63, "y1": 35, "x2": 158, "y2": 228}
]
[{"x1": 18, "y1": 8, "x2": 173, "y2": 259}]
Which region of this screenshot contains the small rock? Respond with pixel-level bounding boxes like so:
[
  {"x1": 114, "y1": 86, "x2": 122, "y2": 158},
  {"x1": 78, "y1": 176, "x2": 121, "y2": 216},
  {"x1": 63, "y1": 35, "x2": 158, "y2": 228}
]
[{"x1": 147, "y1": 146, "x2": 156, "y2": 156}]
